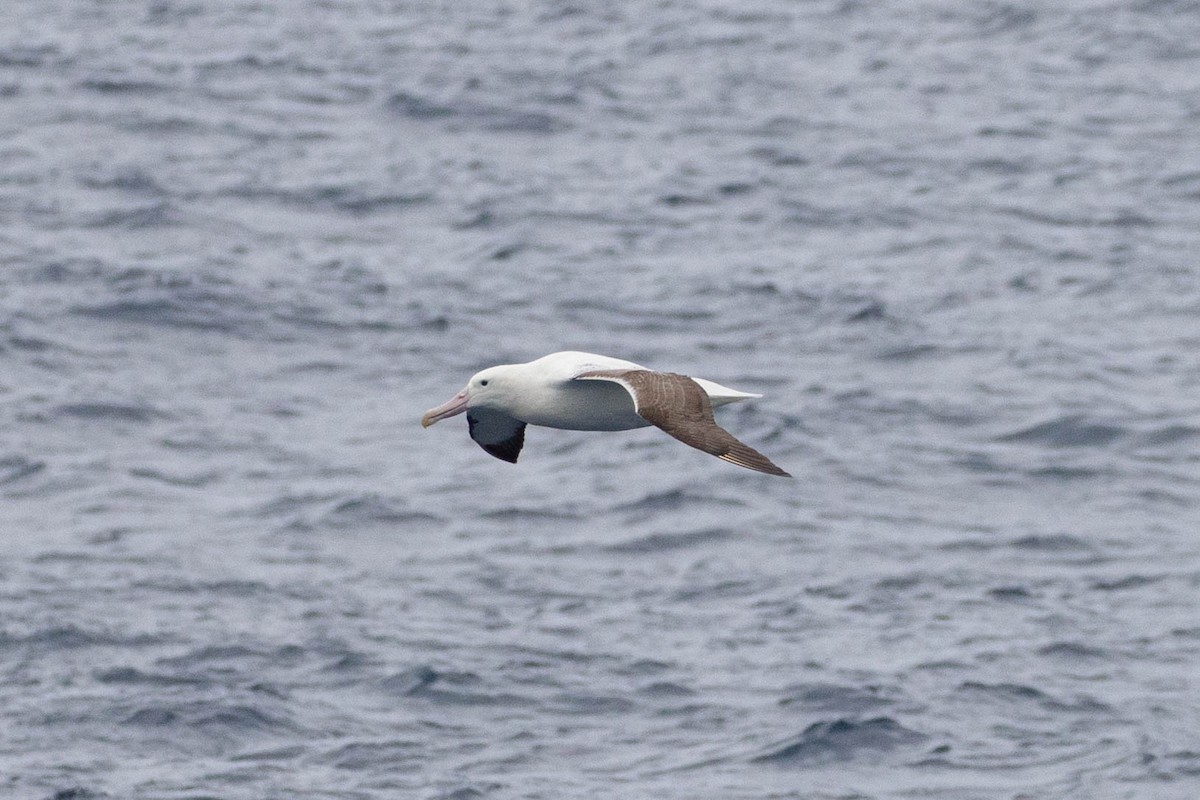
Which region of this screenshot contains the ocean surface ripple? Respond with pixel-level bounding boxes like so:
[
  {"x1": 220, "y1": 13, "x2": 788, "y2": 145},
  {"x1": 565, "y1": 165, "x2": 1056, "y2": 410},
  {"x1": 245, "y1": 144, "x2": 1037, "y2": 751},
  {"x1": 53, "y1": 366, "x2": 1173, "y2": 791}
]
[{"x1": 2, "y1": 1, "x2": 1198, "y2": 798}]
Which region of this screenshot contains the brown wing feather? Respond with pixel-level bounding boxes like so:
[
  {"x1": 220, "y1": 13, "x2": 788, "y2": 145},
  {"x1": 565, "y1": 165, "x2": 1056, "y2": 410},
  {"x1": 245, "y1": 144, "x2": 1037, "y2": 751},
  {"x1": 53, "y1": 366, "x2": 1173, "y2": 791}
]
[{"x1": 579, "y1": 370, "x2": 790, "y2": 477}]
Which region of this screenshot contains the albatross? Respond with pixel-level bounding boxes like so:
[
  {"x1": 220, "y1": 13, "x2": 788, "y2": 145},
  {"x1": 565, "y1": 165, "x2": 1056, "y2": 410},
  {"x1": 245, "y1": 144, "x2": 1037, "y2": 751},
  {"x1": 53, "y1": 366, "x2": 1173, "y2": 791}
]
[{"x1": 421, "y1": 351, "x2": 789, "y2": 476}]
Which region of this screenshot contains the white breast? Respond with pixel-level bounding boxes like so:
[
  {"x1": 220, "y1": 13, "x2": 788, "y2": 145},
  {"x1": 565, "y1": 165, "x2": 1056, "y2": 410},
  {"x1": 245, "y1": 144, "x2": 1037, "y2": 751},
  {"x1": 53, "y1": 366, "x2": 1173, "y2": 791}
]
[{"x1": 516, "y1": 379, "x2": 650, "y2": 431}]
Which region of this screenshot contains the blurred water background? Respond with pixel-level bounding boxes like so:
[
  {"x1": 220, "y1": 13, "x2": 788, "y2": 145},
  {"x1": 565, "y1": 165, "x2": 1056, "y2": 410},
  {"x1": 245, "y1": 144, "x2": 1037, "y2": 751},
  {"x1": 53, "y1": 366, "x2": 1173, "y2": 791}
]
[{"x1": 2, "y1": 1, "x2": 1199, "y2": 798}]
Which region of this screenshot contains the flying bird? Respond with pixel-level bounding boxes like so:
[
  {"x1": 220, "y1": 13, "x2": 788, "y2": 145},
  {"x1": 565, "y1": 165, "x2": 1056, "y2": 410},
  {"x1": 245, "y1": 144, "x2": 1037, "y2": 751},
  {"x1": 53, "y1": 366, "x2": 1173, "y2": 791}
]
[{"x1": 421, "y1": 351, "x2": 789, "y2": 476}]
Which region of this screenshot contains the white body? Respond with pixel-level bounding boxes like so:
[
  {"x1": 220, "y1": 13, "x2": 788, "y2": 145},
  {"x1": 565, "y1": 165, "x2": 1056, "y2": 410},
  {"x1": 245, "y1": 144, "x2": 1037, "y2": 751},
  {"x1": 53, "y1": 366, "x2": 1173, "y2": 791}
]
[
  {"x1": 420, "y1": 351, "x2": 787, "y2": 474},
  {"x1": 482, "y1": 351, "x2": 759, "y2": 431}
]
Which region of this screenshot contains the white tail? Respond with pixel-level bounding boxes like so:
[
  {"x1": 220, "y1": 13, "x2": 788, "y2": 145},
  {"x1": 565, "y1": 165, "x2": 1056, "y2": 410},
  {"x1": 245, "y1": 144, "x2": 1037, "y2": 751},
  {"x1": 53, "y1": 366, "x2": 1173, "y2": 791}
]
[{"x1": 691, "y1": 377, "x2": 762, "y2": 408}]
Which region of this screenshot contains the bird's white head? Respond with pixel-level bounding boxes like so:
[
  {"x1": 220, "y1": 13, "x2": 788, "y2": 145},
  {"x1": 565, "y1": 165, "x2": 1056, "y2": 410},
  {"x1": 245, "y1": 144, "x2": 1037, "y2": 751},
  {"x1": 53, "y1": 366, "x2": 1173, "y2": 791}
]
[{"x1": 420, "y1": 365, "x2": 513, "y2": 427}]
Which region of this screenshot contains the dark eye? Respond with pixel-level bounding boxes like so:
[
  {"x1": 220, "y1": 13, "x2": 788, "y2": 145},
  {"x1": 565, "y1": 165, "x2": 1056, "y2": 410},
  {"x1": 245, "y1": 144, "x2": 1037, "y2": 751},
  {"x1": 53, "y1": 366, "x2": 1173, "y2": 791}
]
[{"x1": 480, "y1": 379, "x2": 489, "y2": 386}]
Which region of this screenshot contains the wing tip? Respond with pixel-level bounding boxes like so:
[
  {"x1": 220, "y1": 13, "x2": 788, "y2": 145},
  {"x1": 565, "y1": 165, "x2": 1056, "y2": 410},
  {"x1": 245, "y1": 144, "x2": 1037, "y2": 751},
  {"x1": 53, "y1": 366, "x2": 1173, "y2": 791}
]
[{"x1": 718, "y1": 452, "x2": 791, "y2": 477}]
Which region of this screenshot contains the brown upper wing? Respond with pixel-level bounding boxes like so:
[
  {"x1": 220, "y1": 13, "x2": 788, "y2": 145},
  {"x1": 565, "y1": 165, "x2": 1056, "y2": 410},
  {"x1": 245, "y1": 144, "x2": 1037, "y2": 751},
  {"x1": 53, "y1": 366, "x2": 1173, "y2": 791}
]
[{"x1": 577, "y1": 370, "x2": 790, "y2": 477}]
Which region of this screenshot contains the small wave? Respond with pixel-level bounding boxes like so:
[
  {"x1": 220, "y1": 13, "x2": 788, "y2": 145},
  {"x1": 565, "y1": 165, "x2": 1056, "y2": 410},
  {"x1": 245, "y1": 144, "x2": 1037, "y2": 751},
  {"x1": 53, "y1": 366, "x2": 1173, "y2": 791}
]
[
  {"x1": 196, "y1": 52, "x2": 326, "y2": 77},
  {"x1": 0, "y1": 44, "x2": 58, "y2": 67},
  {"x1": 251, "y1": 492, "x2": 339, "y2": 518},
  {"x1": 1161, "y1": 169, "x2": 1200, "y2": 199},
  {"x1": 480, "y1": 507, "x2": 583, "y2": 522},
  {"x1": 94, "y1": 667, "x2": 211, "y2": 687},
  {"x1": 73, "y1": 296, "x2": 252, "y2": 334},
  {"x1": 318, "y1": 494, "x2": 443, "y2": 528},
  {"x1": 846, "y1": 300, "x2": 888, "y2": 323},
  {"x1": 988, "y1": 585, "x2": 1034, "y2": 600},
  {"x1": 957, "y1": 681, "x2": 1111, "y2": 713},
  {"x1": 250, "y1": 494, "x2": 338, "y2": 520},
  {"x1": 6, "y1": 334, "x2": 58, "y2": 352},
  {"x1": 1025, "y1": 465, "x2": 1103, "y2": 480},
  {"x1": 320, "y1": 740, "x2": 422, "y2": 770},
  {"x1": 783, "y1": 199, "x2": 918, "y2": 230},
  {"x1": 752, "y1": 717, "x2": 927, "y2": 764},
  {"x1": 44, "y1": 789, "x2": 107, "y2": 800},
  {"x1": 618, "y1": 658, "x2": 674, "y2": 676},
  {"x1": 284, "y1": 82, "x2": 374, "y2": 106},
  {"x1": 997, "y1": 415, "x2": 1125, "y2": 447},
  {"x1": 123, "y1": 707, "x2": 179, "y2": 726},
  {"x1": 637, "y1": 681, "x2": 696, "y2": 698},
  {"x1": 381, "y1": 665, "x2": 532, "y2": 707},
  {"x1": 671, "y1": 578, "x2": 766, "y2": 602},
  {"x1": 1037, "y1": 641, "x2": 1107, "y2": 659},
  {"x1": 31, "y1": 551, "x2": 93, "y2": 564},
  {"x1": 875, "y1": 343, "x2": 940, "y2": 361},
  {"x1": 431, "y1": 788, "x2": 498, "y2": 800},
  {"x1": 227, "y1": 183, "x2": 433, "y2": 216},
  {"x1": 1134, "y1": 424, "x2": 1200, "y2": 447},
  {"x1": 387, "y1": 91, "x2": 567, "y2": 134},
  {"x1": 1008, "y1": 533, "x2": 1093, "y2": 552},
  {"x1": 386, "y1": 92, "x2": 456, "y2": 120},
  {"x1": 1089, "y1": 574, "x2": 1162, "y2": 591},
  {"x1": 64, "y1": 267, "x2": 329, "y2": 338},
  {"x1": 229, "y1": 745, "x2": 306, "y2": 762},
  {"x1": 604, "y1": 527, "x2": 732, "y2": 553},
  {"x1": 996, "y1": 204, "x2": 1155, "y2": 228},
  {"x1": 158, "y1": 644, "x2": 265, "y2": 667},
  {"x1": 79, "y1": 77, "x2": 173, "y2": 94},
  {"x1": 554, "y1": 296, "x2": 719, "y2": 332},
  {"x1": 53, "y1": 402, "x2": 168, "y2": 423},
  {"x1": 129, "y1": 467, "x2": 221, "y2": 488},
  {"x1": 121, "y1": 701, "x2": 295, "y2": 735},
  {"x1": 0, "y1": 455, "x2": 45, "y2": 485},
  {"x1": 70, "y1": 267, "x2": 438, "y2": 338},
  {"x1": 971, "y1": 3, "x2": 1038, "y2": 35},
  {"x1": 658, "y1": 192, "x2": 715, "y2": 207},
  {"x1": 614, "y1": 489, "x2": 746, "y2": 514},
  {"x1": 321, "y1": 650, "x2": 373, "y2": 672},
  {"x1": 550, "y1": 692, "x2": 637, "y2": 714},
  {"x1": 978, "y1": 124, "x2": 1048, "y2": 139},
  {"x1": 778, "y1": 683, "x2": 897, "y2": 714},
  {"x1": 80, "y1": 201, "x2": 179, "y2": 230},
  {"x1": 694, "y1": 279, "x2": 821, "y2": 317},
  {"x1": 748, "y1": 146, "x2": 810, "y2": 167},
  {"x1": 132, "y1": 578, "x2": 270, "y2": 597},
  {"x1": 78, "y1": 167, "x2": 165, "y2": 195},
  {"x1": 1, "y1": 625, "x2": 163, "y2": 650},
  {"x1": 381, "y1": 665, "x2": 439, "y2": 696},
  {"x1": 46, "y1": 786, "x2": 108, "y2": 800},
  {"x1": 967, "y1": 157, "x2": 1030, "y2": 175},
  {"x1": 1135, "y1": 748, "x2": 1200, "y2": 782}
]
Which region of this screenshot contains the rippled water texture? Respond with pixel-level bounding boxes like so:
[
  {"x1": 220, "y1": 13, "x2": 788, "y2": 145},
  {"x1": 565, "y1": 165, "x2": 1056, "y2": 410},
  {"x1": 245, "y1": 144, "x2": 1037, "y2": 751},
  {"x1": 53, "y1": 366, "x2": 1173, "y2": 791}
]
[{"x1": 2, "y1": 1, "x2": 1199, "y2": 798}]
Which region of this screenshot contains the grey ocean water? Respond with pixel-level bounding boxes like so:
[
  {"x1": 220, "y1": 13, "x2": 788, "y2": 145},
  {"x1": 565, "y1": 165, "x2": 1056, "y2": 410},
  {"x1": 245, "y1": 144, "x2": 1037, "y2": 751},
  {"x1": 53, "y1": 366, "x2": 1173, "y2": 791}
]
[{"x1": 2, "y1": 1, "x2": 1199, "y2": 798}]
